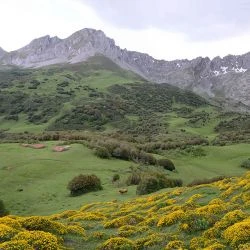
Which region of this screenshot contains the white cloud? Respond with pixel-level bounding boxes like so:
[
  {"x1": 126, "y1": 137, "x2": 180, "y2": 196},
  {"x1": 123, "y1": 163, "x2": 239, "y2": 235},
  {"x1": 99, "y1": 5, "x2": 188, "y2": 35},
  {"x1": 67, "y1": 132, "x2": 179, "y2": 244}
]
[{"x1": 0, "y1": 0, "x2": 250, "y2": 60}]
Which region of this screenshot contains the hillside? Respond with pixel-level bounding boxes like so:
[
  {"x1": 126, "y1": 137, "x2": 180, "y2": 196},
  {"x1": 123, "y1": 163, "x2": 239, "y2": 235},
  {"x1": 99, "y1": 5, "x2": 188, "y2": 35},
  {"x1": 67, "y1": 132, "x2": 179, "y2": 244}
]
[
  {"x1": 0, "y1": 47, "x2": 250, "y2": 250},
  {"x1": 0, "y1": 172, "x2": 249, "y2": 249},
  {"x1": 0, "y1": 28, "x2": 250, "y2": 110}
]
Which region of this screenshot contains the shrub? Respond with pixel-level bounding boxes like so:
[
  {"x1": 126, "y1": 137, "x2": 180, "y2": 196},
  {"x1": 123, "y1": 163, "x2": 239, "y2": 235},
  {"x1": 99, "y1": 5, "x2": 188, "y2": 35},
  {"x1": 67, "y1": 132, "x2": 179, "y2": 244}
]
[
  {"x1": 0, "y1": 240, "x2": 33, "y2": 250},
  {"x1": 187, "y1": 176, "x2": 226, "y2": 187},
  {"x1": 112, "y1": 174, "x2": 120, "y2": 182},
  {"x1": 223, "y1": 219, "x2": 250, "y2": 247},
  {"x1": 136, "y1": 174, "x2": 182, "y2": 195},
  {"x1": 0, "y1": 200, "x2": 8, "y2": 217},
  {"x1": 98, "y1": 237, "x2": 135, "y2": 250},
  {"x1": 67, "y1": 174, "x2": 103, "y2": 196},
  {"x1": 112, "y1": 146, "x2": 131, "y2": 161},
  {"x1": 94, "y1": 146, "x2": 111, "y2": 159},
  {"x1": 157, "y1": 158, "x2": 175, "y2": 171},
  {"x1": 136, "y1": 176, "x2": 160, "y2": 195},
  {"x1": 13, "y1": 231, "x2": 59, "y2": 250},
  {"x1": 0, "y1": 224, "x2": 17, "y2": 242},
  {"x1": 240, "y1": 158, "x2": 250, "y2": 169},
  {"x1": 126, "y1": 172, "x2": 141, "y2": 186}
]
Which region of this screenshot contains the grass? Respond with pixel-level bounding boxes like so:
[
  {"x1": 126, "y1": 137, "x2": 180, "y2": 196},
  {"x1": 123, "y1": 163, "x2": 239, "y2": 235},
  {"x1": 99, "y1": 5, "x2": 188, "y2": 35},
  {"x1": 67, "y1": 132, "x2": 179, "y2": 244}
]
[
  {"x1": 1, "y1": 171, "x2": 249, "y2": 249},
  {"x1": 0, "y1": 142, "x2": 249, "y2": 216},
  {"x1": 0, "y1": 142, "x2": 137, "y2": 215},
  {"x1": 165, "y1": 144, "x2": 249, "y2": 183}
]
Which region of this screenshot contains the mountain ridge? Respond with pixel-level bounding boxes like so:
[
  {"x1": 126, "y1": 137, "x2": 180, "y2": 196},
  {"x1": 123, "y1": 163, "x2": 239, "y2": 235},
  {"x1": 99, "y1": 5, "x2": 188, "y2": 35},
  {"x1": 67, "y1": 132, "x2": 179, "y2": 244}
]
[{"x1": 1, "y1": 28, "x2": 250, "y2": 109}]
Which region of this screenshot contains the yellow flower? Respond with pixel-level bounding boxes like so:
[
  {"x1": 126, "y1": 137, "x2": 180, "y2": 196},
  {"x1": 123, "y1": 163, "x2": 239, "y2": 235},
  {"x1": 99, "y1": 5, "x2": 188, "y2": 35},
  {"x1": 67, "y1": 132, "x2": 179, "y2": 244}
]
[
  {"x1": 0, "y1": 240, "x2": 33, "y2": 250},
  {"x1": 0, "y1": 224, "x2": 17, "y2": 241},
  {"x1": 165, "y1": 240, "x2": 185, "y2": 250},
  {"x1": 223, "y1": 219, "x2": 250, "y2": 247},
  {"x1": 157, "y1": 210, "x2": 185, "y2": 227},
  {"x1": 98, "y1": 237, "x2": 135, "y2": 250},
  {"x1": 13, "y1": 230, "x2": 60, "y2": 250}
]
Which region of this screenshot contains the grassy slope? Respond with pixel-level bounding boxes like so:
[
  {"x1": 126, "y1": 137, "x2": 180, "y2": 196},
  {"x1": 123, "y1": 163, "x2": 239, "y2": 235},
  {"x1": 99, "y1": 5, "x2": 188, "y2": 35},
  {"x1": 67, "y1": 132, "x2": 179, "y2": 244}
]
[
  {"x1": 0, "y1": 55, "x2": 144, "y2": 133},
  {"x1": 0, "y1": 172, "x2": 249, "y2": 250},
  {"x1": 0, "y1": 142, "x2": 138, "y2": 216},
  {"x1": 0, "y1": 142, "x2": 248, "y2": 216}
]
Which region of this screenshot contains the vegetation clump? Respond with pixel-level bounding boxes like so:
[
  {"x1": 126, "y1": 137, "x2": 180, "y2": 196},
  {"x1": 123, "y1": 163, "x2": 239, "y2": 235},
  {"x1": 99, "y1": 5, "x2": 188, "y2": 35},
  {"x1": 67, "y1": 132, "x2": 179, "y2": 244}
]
[
  {"x1": 157, "y1": 158, "x2": 175, "y2": 171},
  {"x1": 67, "y1": 174, "x2": 103, "y2": 196},
  {"x1": 0, "y1": 200, "x2": 8, "y2": 217},
  {"x1": 240, "y1": 158, "x2": 250, "y2": 169},
  {"x1": 136, "y1": 174, "x2": 182, "y2": 195}
]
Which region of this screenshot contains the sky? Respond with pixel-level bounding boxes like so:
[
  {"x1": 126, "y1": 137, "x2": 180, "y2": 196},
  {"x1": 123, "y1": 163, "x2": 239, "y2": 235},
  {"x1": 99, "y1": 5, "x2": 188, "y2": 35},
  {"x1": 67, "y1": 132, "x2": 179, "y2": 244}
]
[{"x1": 1, "y1": 0, "x2": 250, "y2": 60}]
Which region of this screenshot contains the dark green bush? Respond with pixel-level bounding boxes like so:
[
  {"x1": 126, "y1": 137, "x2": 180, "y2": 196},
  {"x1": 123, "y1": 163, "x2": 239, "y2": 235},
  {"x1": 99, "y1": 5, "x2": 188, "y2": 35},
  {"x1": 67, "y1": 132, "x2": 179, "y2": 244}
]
[
  {"x1": 136, "y1": 174, "x2": 182, "y2": 195},
  {"x1": 240, "y1": 158, "x2": 250, "y2": 169},
  {"x1": 157, "y1": 158, "x2": 175, "y2": 171},
  {"x1": 126, "y1": 172, "x2": 141, "y2": 186},
  {"x1": 112, "y1": 146, "x2": 131, "y2": 161},
  {"x1": 67, "y1": 174, "x2": 103, "y2": 196},
  {"x1": 136, "y1": 176, "x2": 160, "y2": 195},
  {"x1": 94, "y1": 146, "x2": 111, "y2": 159},
  {"x1": 0, "y1": 200, "x2": 9, "y2": 217},
  {"x1": 112, "y1": 174, "x2": 120, "y2": 182}
]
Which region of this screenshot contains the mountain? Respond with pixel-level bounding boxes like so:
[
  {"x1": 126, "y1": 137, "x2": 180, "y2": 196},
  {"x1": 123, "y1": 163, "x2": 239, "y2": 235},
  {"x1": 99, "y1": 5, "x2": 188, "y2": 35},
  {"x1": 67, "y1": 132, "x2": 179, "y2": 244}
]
[
  {"x1": 0, "y1": 47, "x2": 6, "y2": 59},
  {"x1": 1, "y1": 28, "x2": 250, "y2": 109}
]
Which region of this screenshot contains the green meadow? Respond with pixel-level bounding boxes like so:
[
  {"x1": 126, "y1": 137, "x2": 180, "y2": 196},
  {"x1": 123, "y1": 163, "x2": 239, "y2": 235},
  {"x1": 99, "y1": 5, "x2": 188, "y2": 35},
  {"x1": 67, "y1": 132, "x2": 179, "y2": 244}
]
[{"x1": 0, "y1": 142, "x2": 248, "y2": 216}]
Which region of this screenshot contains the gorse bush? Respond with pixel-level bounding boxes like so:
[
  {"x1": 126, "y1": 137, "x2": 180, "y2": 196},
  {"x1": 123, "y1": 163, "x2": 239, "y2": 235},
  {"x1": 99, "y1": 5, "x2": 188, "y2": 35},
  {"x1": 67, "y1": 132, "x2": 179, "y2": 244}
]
[{"x1": 67, "y1": 174, "x2": 103, "y2": 196}]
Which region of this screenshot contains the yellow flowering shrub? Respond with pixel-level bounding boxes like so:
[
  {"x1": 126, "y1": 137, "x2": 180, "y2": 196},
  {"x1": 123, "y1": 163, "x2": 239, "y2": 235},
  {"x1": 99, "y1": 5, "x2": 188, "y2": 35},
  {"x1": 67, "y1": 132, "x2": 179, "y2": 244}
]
[
  {"x1": 51, "y1": 210, "x2": 78, "y2": 219},
  {"x1": 180, "y1": 212, "x2": 210, "y2": 233},
  {"x1": 69, "y1": 212, "x2": 106, "y2": 221},
  {"x1": 179, "y1": 223, "x2": 189, "y2": 231},
  {"x1": 13, "y1": 230, "x2": 60, "y2": 250},
  {"x1": 238, "y1": 243, "x2": 250, "y2": 250},
  {"x1": 118, "y1": 225, "x2": 148, "y2": 237},
  {"x1": 137, "y1": 216, "x2": 158, "y2": 226},
  {"x1": 189, "y1": 236, "x2": 206, "y2": 249},
  {"x1": 195, "y1": 203, "x2": 226, "y2": 217},
  {"x1": 157, "y1": 210, "x2": 185, "y2": 227},
  {"x1": 223, "y1": 219, "x2": 250, "y2": 247},
  {"x1": 0, "y1": 240, "x2": 33, "y2": 250},
  {"x1": 187, "y1": 194, "x2": 203, "y2": 203},
  {"x1": 0, "y1": 217, "x2": 22, "y2": 230},
  {"x1": 220, "y1": 187, "x2": 235, "y2": 198},
  {"x1": 91, "y1": 231, "x2": 108, "y2": 240},
  {"x1": 104, "y1": 213, "x2": 144, "y2": 228},
  {"x1": 0, "y1": 224, "x2": 17, "y2": 242},
  {"x1": 20, "y1": 216, "x2": 68, "y2": 235},
  {"x1": 135, "y1": 233, "x2": 167, "y2": 248},
  {"x1": 66, "y1": 224, "x2": 86, "y2": 237},
  {"x1": 203, "y1": 242, "x2": 226, "y2": 250},
  {"x1": 98, "y1": 237, "x2": 135, "y2": 250},
  {"x1": 165, "y1": 240, "x2": 184, "y2": 250}
]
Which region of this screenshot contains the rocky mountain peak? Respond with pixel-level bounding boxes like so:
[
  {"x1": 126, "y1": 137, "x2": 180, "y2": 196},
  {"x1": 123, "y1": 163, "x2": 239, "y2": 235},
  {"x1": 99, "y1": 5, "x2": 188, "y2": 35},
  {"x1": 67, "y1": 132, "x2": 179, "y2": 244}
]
[
  {"x1": 0, "y1": 47, "x2": 6, "y2": 59},
  {"x1": 0, "y1": 28, "x2": 249, "y2": 110},
  {"x1": 20, "y1": 35, "x2": 62, "y2": 52}
]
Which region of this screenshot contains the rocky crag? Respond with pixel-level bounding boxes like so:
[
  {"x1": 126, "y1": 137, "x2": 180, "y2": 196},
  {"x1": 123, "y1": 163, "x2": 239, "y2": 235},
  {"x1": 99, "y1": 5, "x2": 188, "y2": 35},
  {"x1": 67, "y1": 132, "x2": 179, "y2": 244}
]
[{"x1": 1, "y1": 28, "x2": 250, "y2": 109}]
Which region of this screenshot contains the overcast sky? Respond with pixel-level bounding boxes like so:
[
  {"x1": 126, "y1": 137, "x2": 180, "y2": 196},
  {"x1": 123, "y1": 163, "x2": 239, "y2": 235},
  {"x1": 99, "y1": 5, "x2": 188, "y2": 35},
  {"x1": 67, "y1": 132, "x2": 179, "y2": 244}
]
[{"x1": 1, "y1": 0, "x2": 250, "y2": 60}]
